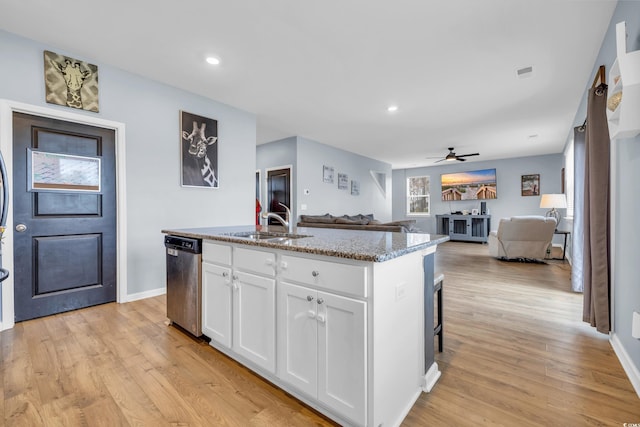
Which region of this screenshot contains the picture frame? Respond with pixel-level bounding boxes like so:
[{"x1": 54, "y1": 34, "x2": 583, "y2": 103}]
[
  {"x1": 180, "y1": 111, "x2": 219, "y2": 188},
  {"x1": 351, "y1": 180, "x2": 360, "y2": 196},
  {"x1": 338, "y1": 173, "x2": 349, "y2": 190},
  {"x1": 44, "y1": 50, "x2": 99, "y2": 112},
  {"x1": 441, "y1": 168, "x2": 497, "y2": 201},
  {"x1": 323, "y1": 165, "x2": 335, "y2": 184},
  {"x1": 472, "y1": 208, "x2": 479, "y2": 215},
  {"x1": 521, "y1": 174, "x2": 540, "y2": 196}
]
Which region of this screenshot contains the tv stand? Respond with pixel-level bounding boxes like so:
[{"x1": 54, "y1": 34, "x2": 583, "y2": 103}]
[{"x1": 436, "y1": 214, "x2": 491, "y2": 243}]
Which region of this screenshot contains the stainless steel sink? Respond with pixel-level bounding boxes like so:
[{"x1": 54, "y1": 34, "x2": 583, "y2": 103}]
[{"x1": 227, "y1": 231, "x2": 311, "y2": 241}]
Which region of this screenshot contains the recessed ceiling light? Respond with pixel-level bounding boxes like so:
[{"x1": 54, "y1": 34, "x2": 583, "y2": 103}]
[
  {"x1": 206, "y1": 56, "x2": 220, "y2": 65},
  {"x1": 387, "y1": 105, "x2": 398, "y2": 112}
]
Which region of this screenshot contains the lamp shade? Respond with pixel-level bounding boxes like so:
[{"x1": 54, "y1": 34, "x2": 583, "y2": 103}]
[{"x1": 539, "y1": 193, "x2": 567, "y2": 209}]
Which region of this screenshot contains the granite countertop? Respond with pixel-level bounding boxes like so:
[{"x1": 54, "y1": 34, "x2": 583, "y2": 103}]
[{"x1": 162, "y1": 225, "x2": 450, "y2": 262}]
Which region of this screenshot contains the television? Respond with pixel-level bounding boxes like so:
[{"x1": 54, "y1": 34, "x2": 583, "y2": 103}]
[{"x1": 441, "y1": 168, "x2": 497, "y2": 201}]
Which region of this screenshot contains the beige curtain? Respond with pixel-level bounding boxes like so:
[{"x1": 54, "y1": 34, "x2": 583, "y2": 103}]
[{"x1": 582, "y1": 83, "x2": 611, "y2": 334}]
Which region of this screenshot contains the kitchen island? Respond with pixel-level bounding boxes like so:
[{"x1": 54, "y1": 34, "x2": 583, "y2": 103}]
[{"x1": 162, "y1": 225, "x2": 449, "y2": 427}]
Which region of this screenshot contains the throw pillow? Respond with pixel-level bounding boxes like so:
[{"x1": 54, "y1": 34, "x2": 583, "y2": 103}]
[{"x1": 300, "y1": 214, "x2": 335, "y2": 224}]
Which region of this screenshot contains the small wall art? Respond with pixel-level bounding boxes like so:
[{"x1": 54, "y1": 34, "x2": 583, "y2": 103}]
[
  {"x1": 180, "y1": 111, "x2": 219, "y2": 188},
  {"x1": 351, "y1": 180, "x2": 360, "y2": 196},
  {"x1": 44, "y1": 50, "x2": 99, "y2": 112},
  {"x1": 338, "y1": 173, "x2": 349, "y2": 190},
  {"x1": 521, "y1": 174, "x2": 540, "y2": 196},
  {"x1": 323, "y1": 165, "x2": 335, "y2": 184}
]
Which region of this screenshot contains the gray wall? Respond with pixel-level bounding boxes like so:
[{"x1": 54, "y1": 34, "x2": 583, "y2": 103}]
[
  {"x1": 257, "y1": 136, "x2": 393, "y2": 223},
  {"x1": 256, "y1": 137, "x2": 297, "y2": 219},
  {"x1": 564, "y1": 1, "x2": 640, "y2": 385},
  {"x1": 393, "y1": 154, "x2": 564, "y2": 234},
  {"x1": 0, "y1": 30, "x2": 256, "y2": 299}
]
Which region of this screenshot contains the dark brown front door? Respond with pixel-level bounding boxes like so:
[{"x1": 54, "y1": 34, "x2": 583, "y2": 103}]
[
  {"x1": 267, "y1": 167, "x2": 291, "y2": 225},
  {"x1": 12, "y1": 113, "x2": 117, "y2": 322}
]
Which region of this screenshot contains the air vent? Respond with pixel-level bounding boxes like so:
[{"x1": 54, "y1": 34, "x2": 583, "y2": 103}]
[{"x1": 516, "y1": 66, "x2": 534, "y2": 78}]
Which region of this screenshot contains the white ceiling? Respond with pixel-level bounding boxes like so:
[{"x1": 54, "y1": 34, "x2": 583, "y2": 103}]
[{"x1": 0, "y1": 0, "x2": 617, "y2": 168}]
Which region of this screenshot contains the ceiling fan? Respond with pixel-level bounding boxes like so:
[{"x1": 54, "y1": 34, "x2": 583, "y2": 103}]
[{"x1": 430, "y1": 147, "x2": 480, "y2": 163}]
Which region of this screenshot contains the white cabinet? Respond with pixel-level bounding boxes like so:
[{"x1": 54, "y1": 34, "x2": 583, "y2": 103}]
[
  {"x1": 202, "y1": 242, "x2": 276, "y2": 373},
  {"x1": 233, "y1": 271, "x2": 275, "y2": 372},
  {"x1": 278, "y1": 274, "x2": 366, "y2": 425},
  {"x1": 278, "y1": 282, "x2": 318, "y2": 397},
  {"x1": 607, "y1": 21, "x2": 640, "y2": 139},
  {"x1": 200, "y1": 239, "x2": 432, "y2": 427},
  {"x1": 202, "y1": 261, "x2": 232, "y2": 347}
]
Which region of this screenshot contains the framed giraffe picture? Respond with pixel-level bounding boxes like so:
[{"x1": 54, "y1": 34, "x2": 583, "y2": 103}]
[
  {"x1": 43, "y1": 50, "x2": 99, "y2": 112},
  {"x1": 180, "y1": 111, "x2": 219, "y2": 188}
]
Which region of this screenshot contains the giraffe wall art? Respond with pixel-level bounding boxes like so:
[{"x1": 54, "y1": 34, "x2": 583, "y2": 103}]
[
  {"x1": 180, "y1": 111, "x2": 219, "y2": 188},
  {"x1": 44, "y1": 50, "x2": 99, "y2": 112}
]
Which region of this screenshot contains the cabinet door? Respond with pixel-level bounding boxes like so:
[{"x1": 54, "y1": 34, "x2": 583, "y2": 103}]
[
  {"x1": 233, "y1": 271, "x2": 276, "y2": 373},
  {"x1": 277, "y1": 282, "x2": 318, "y2": 398},
  {"x1": 202, "y1": 262, "x2": 232, "y2": 348},
  {"x1": 449, "y1": 217, "x2": 470, "y2": 240},
  {"x1": 317, "y1": 291, "x2": 366, "y2": 425}
]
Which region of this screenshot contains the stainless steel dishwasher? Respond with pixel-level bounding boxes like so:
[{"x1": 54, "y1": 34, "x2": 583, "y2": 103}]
[{"x1": 165, "y1": 235, "x2": 202, "y2": 336}]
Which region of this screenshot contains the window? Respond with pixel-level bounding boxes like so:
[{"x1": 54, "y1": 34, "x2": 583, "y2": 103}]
[{"x1": 407, "y1": 176, "x2": 430, "y2": 215}]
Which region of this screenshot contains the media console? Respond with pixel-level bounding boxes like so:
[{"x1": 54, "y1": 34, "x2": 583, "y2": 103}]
[{"x1": 436, "y1": 214, "x2": 491, "y2": 243}]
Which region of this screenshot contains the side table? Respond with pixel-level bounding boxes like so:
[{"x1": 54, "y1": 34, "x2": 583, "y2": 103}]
[{"x1": 552, "y1": 230, "x2": 570, "y2": 261}]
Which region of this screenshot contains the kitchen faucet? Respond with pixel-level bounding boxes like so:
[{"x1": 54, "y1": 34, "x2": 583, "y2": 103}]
[{"x1": 262, "y1": 202, "x2": 293, "y2": 233}]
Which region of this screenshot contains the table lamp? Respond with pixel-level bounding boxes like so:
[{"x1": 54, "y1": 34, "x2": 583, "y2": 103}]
[{"x1": 539, "y1": 193, "x2": 567, "y2": 228}]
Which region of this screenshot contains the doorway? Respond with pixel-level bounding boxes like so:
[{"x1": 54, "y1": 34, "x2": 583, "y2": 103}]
[
  {"x1": 266, "y1": 167, "x2": 291, "y2": 226},
  {"x1": 0, "y1": 100, "x2": 127, "y2": 330},
  {"x1": 12, "y1": 113, "x2": 117, "y2": 321}
]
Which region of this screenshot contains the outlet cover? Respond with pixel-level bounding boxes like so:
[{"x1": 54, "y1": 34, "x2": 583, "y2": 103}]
[{"x1": 632, "y1": 311, "x2": 640, "y2": 339}]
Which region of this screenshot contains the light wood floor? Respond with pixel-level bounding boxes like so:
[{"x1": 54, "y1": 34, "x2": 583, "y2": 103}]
[{"x1": 1, "y1": 242, "x2": 638, "y2": 426}]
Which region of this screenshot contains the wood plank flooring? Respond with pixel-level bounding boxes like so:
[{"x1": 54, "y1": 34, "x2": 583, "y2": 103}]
[{"x1": 1, "y1": 241, "x2": 638, "y2": 426}]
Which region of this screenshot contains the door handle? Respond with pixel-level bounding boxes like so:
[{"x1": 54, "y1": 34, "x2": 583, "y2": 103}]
[{"x1": 15, "y1": 224, "x2": 27, "y2": 232}]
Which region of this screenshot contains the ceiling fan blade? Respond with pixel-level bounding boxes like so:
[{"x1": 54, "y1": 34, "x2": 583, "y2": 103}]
[
  {"x1": 457, "y1": 158, "x2": 467, "y2": 161},
  {"x1": 456, "y1": 153, "x2": 479, "y2": 158},
  {"x1": 434, "y1": 158, "x2": 446, "y2": 163}
]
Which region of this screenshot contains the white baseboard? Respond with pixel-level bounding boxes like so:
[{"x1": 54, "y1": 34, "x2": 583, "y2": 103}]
[
  {"x1": 610, "y1": 332, "x2": 640, "y2": 398},
  {"x1": 124, "y1": 287, "x2": 166, "y2": 303},
  {"x1": 422, "y1": 362, "x2": 441, "y2": 392}
]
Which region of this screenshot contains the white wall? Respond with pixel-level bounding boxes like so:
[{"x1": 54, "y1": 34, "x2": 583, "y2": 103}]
[
  {"x1": 257, "y1": 136, "x2": 393, "y2": 223},
  {"x1": 563, "y1": 1, "x2": 640, "y2": 394},
  {"x1": 296, "y1": 137, "x2": 392, "y2": 221},
  {"x1": 392, "y1": 154, "x2": 564, "y2": 234},
  {"x1": 256, "y1": 137, "x2": 297, "y2": 219},
  {"x1": 0, "y1": 30, "x2": 256, "y2": 300}
]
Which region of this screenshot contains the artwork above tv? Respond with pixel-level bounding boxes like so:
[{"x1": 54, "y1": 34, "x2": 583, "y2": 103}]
[{"x1": 441, "y1": 168, "x2": 497, "y2": 201}]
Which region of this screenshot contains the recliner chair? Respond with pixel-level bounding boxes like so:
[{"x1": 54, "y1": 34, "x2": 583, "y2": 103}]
[{"x1": 488, "y1": 216, "x2": 557, "y2": 260}]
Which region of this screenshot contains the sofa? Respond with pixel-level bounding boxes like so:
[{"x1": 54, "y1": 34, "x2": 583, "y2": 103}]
[
  {"x1": 297, "y1": 213, "x2": 419, "y2": 233},
  {"x1": 488, "y1": 216, "x2": 557, "y2": 260}
]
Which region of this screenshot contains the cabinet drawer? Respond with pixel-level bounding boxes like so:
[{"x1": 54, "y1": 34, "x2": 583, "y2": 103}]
[
  {"x1": 235, "y1": 247, "x2": 276, "y2": 276},
  {"x1": 280, "y1": 255, "x2": 367, "y2": 297},
  {"x1": 203, "y1": 241, "x2": 232, "y2": 265}
]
